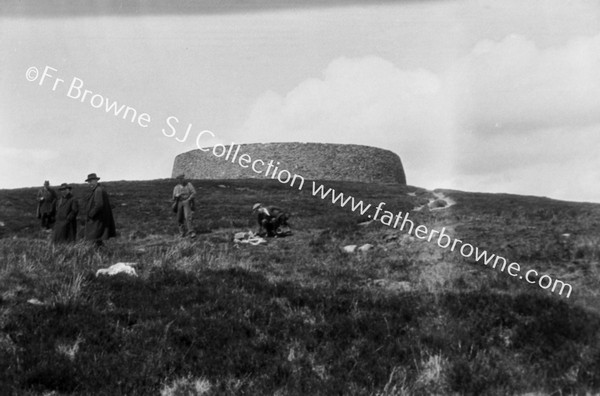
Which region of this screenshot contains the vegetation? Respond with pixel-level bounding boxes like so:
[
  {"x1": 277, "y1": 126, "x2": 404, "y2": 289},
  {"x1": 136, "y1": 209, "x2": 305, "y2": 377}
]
[{"x1": 1, "y1": 179, "x2": 599, "y2": 395}]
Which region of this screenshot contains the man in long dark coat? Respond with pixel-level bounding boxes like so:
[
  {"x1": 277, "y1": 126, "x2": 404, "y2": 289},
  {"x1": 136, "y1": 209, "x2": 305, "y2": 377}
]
[
  {"x1": 36, "y1": 180, "x2": 57, "y2": 230},
  {"x1": 52, "y1": 183, "x2": 79, "y2": 244},
  {"x1": 84, "y1": 173, "x2": 116, "y2": 247}
]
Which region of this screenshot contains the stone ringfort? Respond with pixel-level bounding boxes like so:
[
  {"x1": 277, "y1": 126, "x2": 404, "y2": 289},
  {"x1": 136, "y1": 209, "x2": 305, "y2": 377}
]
[{"x1": 172, "y1": 142, "x2": 406, "y2": 185}]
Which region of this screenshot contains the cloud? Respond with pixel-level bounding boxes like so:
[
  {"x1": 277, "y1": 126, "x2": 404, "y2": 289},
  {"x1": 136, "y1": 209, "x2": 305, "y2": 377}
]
[
  {"x1": 244, "y1": 57, "x2": 447, "y2": 137},
  {"x1": 241, "y1": 56, "x2": 455, "y2": 188},
  {"x1": 450, "y1": 33, "x2": 600, "y2": 133},
  {"x1": 447, "y1": 33, "x2": 600, "y2": 202},
  {"x1": 240, "y1": 34, "x2": 600, "y2": 201}
]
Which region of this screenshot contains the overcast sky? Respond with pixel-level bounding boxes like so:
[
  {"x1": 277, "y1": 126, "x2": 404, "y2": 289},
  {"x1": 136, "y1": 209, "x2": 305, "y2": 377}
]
[{"x1": 1, "y1": 0, "x2": 600, "y2": 203}]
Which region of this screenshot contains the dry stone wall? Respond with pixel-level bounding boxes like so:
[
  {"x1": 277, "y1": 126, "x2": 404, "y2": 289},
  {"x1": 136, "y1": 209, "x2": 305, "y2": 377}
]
[{"x1": 172, "y1": 142, "x2": 406, "y2": 184}]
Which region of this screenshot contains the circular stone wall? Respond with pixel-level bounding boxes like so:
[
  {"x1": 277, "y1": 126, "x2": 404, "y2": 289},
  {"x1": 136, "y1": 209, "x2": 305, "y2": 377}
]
[{"x1": 172, "y1": 142, "x2": 406, "y2": 184}]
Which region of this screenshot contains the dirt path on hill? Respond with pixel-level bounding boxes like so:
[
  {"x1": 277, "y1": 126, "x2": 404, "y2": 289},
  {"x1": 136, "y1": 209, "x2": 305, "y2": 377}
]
[
  {"x1": 412, "y1": 190, "x2": 456, "y2": 211},
  {"x1": 431, "y1": 191, "x2": 456, "y2": 210}
]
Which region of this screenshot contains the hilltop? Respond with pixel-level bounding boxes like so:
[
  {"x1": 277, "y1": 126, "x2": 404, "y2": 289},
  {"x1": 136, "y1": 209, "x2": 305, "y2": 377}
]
[{"x1": 1, "y1": 179, "x2": 600, "y2": 395}]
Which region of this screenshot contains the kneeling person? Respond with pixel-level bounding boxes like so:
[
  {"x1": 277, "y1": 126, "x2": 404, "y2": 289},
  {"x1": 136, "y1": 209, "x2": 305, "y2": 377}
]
[{"x1": 252, "y1": 203, "x2": 291, "y2": 237}]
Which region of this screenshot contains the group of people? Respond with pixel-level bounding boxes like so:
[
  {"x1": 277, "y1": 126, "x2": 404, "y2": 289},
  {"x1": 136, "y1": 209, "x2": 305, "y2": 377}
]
[
  {"x1": 171, "y1": 174, "x2": 291, "y2": 238},
  {"x1": 36, "y1": 173, "x2": 116, "y2": 247},
  {"x1": 37, "y1": 173, "x2": 291, "y2": 246}
]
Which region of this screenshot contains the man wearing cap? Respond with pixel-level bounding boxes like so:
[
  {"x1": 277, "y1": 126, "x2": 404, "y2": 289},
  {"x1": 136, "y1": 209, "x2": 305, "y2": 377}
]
[
  {"x1": 172, "y1": 174, "x2": 196, "y2": 237},
  {"x1": 84, "y1": 173, "x2": 116, "y2": 247},
  {"x1": 252, "y1": 203, "x2": 291, "y2": 237},
  {"x1": 36, "y1": 180, "x2": 57, "y2": 231},
  {"x1": 52, "y1": 183, "x2": 79, "y2": 244}
]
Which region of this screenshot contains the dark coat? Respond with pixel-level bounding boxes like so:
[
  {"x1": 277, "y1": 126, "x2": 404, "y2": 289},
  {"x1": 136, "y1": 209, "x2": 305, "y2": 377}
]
[
  {"x1": 52, "y1": 193, "x2": 79, "y2": 243},
  {"x1": 84, "y1": 184, "x2": 116, "y2": 241}
]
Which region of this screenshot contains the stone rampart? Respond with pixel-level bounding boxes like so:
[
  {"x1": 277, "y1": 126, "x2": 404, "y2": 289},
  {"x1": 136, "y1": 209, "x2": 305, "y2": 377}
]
[{"x1": 172, "y1": 142, "x2": 406, "y2": 184}]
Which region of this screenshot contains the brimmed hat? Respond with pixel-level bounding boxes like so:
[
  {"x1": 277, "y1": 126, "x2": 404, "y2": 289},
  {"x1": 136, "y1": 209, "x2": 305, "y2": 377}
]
[
  {"x1": 252, "y1": 203, "x2": 261, "y2": 211},
  {"x1": 58, "y1": 183, "x2": 72, "y2": 191},
  {"x1": 85, "y1": 173, "x2": 100, "y2": 182}
]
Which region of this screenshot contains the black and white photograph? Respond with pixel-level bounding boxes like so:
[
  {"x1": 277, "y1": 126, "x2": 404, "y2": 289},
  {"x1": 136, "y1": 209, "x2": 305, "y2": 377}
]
[{"x1": 1, "y1": 0, "x2": 600, "y2": 394}]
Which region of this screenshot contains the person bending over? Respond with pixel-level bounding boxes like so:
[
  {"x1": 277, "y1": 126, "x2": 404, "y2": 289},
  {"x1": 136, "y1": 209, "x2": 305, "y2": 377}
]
[{"x1": 252, "y1": 203, "x2": 291, "y2": 237}]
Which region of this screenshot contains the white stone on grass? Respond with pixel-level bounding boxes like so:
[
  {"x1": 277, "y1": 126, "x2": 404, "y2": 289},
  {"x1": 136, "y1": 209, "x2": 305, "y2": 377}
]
[
  {"x1": 342, "y1": 245, "x2": 357, "y2": 253},
  {"x1": 358, "y1": 243, "x2": 373, "y2": 252},
  {"x1": 27, "y1": 298, "x2": 46, "y2": 306}
]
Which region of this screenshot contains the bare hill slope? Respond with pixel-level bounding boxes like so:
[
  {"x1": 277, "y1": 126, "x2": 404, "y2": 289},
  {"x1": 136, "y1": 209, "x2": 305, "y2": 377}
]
[{"x1": 1, "y1": 179, "x2": 600, "y2": 394}]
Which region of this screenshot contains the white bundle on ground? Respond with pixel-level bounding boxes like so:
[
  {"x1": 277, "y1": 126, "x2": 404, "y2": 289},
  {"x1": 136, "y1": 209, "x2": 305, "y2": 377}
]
[
  {"x1": 96, "y1": 262, "x2": 138, "y2": 277},
  {"x1": 233, "y1": 231, "x2": 267, "y2": 246}
]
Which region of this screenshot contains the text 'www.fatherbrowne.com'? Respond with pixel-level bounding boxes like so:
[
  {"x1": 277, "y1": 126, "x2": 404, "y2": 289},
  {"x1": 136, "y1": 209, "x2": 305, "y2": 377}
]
[{"x1": 310, "y1": 182, "x2": 573, "y2": 298}]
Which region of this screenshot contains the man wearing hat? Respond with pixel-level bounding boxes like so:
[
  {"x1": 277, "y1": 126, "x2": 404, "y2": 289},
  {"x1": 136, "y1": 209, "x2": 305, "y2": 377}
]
[
  {"x1": 252, "y1": 203, "x2": 291, "y2": 237},
  {"x1": 84, "y1": 173, "x2": 116, "y2": 247},
  {"x1": 52, "y1": 183, "x2": 79, "y2": 244},
  {"x1": 36, "y1": 180, "x2": 57, "y2": 231},
  {"x1": 172, "y1": 174, "x2": 196, "y2": 237}
]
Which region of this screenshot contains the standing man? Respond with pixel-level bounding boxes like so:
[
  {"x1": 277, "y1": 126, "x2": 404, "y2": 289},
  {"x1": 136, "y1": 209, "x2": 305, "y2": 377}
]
[
  {"x1": 172, "y1": 174, "x2": 196, "y2": 238},
  {"x1": 84, "y1": 173, "x2": 116, "y2": 247},
  {"x1": 52, "y1": 183, "x2": 79, "y2": 244},
  {"x1": 36, "y1": 180, "x2": 57, "y2": 231}
]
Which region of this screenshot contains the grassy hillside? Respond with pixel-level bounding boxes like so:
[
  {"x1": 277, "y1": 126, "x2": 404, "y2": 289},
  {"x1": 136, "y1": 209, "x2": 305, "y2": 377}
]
[{"x1": 1, "y1": 179, "x2": 600, "y2": 395}]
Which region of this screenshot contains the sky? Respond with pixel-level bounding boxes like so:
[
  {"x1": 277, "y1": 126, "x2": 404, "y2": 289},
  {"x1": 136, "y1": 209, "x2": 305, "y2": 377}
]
[{"x1": 1, "y1": 0, "x2": 600, "y2": 203}]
